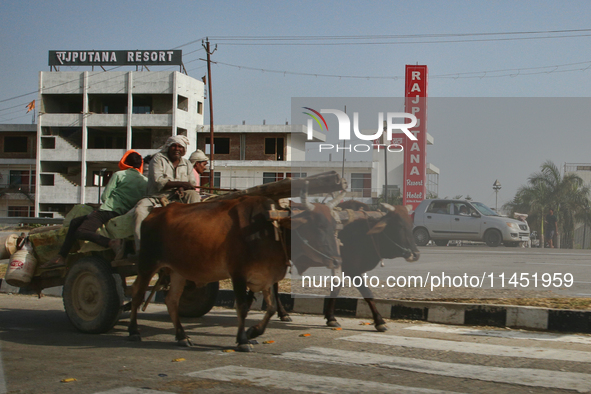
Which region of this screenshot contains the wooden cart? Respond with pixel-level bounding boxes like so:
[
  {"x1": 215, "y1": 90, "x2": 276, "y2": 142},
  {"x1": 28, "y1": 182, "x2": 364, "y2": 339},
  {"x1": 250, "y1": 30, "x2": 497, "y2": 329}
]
[{"x1": 14, "y1": 171, "x2": 348, "y2": 334}]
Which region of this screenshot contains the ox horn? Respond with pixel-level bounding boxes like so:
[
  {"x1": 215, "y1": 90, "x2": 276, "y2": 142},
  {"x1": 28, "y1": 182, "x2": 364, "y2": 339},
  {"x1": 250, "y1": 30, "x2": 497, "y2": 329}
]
[
  {"x1": 300, "y1": 181, "x2": 315, "y2": 211},
  {"x1": 380, "y1": 203, "x2": 395, "y2": 212},
  {"x1": 325, "y1": 191, "x2": 346, "y2": 210}
]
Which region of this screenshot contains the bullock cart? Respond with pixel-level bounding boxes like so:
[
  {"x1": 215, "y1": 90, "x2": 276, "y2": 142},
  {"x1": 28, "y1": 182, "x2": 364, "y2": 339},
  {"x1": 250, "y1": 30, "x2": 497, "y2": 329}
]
[
  {"x1": 6, "y1": 171, "x2": 348, "y2": 335},
  {"x1": 8, "y1": 219, "x2": 221, "y2": 335}
]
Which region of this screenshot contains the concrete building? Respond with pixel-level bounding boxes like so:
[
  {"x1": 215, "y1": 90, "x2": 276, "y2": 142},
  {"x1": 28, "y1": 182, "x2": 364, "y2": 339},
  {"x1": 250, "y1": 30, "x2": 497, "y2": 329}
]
[
  {"x1": 36, "y1": 71, "x2": 204, "y2": 217},
  {"x1": 0, "y1": 124, "x2": 37, "y2": 217},
  {"x1": 197, "y1": 124, "x2": 439, "y2": 202}
]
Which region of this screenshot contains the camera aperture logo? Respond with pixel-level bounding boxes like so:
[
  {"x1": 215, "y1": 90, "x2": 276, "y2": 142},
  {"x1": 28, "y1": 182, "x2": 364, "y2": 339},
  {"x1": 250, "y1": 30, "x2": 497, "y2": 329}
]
[
  {"x1": 302, "y1": 107, "x2": 329, "y2": 132},
  {"x1": 303, "y1": 107, "x2": 418, "y2": 153}
]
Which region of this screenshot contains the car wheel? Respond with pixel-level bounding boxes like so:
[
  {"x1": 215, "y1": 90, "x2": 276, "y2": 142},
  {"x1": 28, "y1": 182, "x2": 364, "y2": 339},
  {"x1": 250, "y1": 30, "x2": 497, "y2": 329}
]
[
  {"x1": 434, "y1": 240, "x2": 449, "y2": 246},
  {"x1": 484, "y1": 229, "x2": 502, "y2": 247},
  {"x1": 413, "y1": 228, "x2": 430, "y2": 247}
]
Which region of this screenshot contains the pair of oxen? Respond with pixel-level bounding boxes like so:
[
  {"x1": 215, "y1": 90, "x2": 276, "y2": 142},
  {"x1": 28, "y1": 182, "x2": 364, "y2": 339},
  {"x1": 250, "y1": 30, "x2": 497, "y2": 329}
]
[{"x1": 127, "y1": 190, "x2": 420, "y2": 352}]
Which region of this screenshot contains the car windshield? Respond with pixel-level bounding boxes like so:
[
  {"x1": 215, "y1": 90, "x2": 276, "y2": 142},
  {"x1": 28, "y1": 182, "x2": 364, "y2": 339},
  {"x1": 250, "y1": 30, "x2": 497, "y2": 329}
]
[{"x1": 472, "y1": 202, "x2": 499, "y2": 216}]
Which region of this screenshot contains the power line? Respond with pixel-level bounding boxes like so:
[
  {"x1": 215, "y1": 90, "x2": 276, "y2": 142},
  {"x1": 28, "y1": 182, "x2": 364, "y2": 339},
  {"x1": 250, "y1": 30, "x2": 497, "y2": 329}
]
[
  {"x1": 212, "y1": 59, "x2": 591, "y2": 81},
  {"x1": 210, "y1": 34, "x2": 591, "y2": 46},
  {"x1": 208, "y1": 29, "x2": 591, "y2": 46},
  {"x1": 210, "y1": 28, "x2": 591, "y2": 40},
  {"x1": 2, "y1": 29, "x2": 590, "y2": 112}
]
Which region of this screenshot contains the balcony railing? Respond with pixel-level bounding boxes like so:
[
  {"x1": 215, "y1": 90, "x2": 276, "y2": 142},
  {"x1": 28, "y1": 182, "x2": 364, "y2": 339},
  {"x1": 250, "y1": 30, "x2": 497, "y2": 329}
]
[{"x1": 0, "y1": 184, "x2": 36, "y2": 194}]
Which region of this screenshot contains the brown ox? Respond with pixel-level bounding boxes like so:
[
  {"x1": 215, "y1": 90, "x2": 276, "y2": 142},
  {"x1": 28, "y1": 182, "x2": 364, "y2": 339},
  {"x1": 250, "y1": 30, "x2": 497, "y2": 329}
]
[
  {"x1": 275, "y1": 201, "x2": 419, "y2": 331},
  {"x1": 127, "y1": 195, "x2": 341, "y2": 351}
]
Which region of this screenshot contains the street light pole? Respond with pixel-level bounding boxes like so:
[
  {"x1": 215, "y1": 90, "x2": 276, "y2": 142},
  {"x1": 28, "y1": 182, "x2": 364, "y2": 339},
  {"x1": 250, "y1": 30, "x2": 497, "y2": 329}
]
[{"x1": 492, "y1": 179, "x2": 502, "y2": 212}]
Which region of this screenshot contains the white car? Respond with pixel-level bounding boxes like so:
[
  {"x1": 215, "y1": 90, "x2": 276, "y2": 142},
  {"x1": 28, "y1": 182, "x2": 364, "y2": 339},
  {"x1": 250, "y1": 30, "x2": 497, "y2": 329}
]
[{"x1": 412, "y1": 199, "x2": 530, "y2": 247}]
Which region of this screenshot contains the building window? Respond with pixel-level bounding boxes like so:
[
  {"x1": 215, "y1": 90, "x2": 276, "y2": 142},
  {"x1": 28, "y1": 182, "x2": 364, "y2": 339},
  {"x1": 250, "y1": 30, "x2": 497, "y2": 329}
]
[
  {"x1": 8, "y1": 206, "x2": 34, "y2": 217},
  {"x1": 177, "y1": 95, "x2": 189, "y2": 111},
  {"x1": 264, "y1": 138, "x2": 284, "y2": 161},
  {"x1": 286, "y1": 172, "x2": 307, "y2": 179},
  {"x1": 132, "y1": 95, "x2": 152, "y2": 114},
  {"x1": 88, "y1": 128, "x2": 126, "y2": 149},
  {"x1": 263, "y1": 172, "x2": 285, "y2": 184},
  {"x1": 205, "y1": 137, "x2": 230, "y2": 154},
  {"x1": 4, "y1": 136, "x2": 28, "y2": 153},
  {"x1": 351, "y1": 173, "x2": 371, "y2": 197},
  {"x1": 41, "y1": 137, "x2": 56, "y2": 149},
  {"x1": 91, "y1": 171, "x2": 113, "y2": 187},
  {"x1": 200, "y1": 172, "x2": 220, "y2": 188},
  {"x1": 40, "y1": 174, "x2": 54, "y2": 186},
  {"x1": 197, "y1": 101, "x2": 203, "y2": 115},
  {"x1": 9, "y1": 170, "x2": 36, "y2": 190}
]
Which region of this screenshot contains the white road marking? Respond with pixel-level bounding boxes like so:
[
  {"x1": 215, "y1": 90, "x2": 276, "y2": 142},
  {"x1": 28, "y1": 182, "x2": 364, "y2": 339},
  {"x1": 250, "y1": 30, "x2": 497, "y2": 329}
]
[
  {"x1": 339, "y1": 333, "x2": 591, "y2": 362},
  {"x1": 405, "y1": 324, "x2": 591, "y2": 344},
  {"x1": 188, "y1": 365, "x2": 463, "y2": 394},
  {"x1": 525, "y1": 262, "x2": 591, "y2": 266},
  {"x1": 94, "y1": 387, "x2": 176, "y2": 394},
  {"x1": 279, "y1": 347, "x2": 591, "y2": 393}
]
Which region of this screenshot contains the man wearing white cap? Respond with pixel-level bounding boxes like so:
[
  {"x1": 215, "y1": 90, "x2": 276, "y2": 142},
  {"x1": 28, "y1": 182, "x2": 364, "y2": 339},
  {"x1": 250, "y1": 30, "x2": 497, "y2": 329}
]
[
  {"x1": 133, "y1": 136, "x2": 200, "y2": 252},
  {"x1": 189, "y1": 149, "x2": 209, "y2": 193}
]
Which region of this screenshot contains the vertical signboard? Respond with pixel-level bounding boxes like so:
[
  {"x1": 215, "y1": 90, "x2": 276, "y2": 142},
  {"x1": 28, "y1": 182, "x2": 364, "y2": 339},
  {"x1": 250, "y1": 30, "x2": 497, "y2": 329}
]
[{"x1": 403, "y1": 65, "x2": 428, "y2": 209}]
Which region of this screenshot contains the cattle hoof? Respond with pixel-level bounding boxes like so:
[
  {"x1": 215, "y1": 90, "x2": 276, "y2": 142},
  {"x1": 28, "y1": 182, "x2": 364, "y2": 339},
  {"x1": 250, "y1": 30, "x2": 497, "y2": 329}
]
[
  {"x1": 280, "y1": 315, "x2": 292, "y2": 322},
  {"x1": 327, "y1": 320, "x2": 341, "y2": 328},
  {"x1": 246, "y1": 326, "x2": 259, "y2": 339},
  {"x1": 128, "y1": 334, "x2": 142, "y2": 342},
  {"x1": 177, "y1": 338, "x2": 192, "y2": 347},
  {"x1": 375, "y1": 324, "x2": 388, "y2": 332},
  {"x1": 237, "y1": 343, "x2": 253, "y2": 352}
]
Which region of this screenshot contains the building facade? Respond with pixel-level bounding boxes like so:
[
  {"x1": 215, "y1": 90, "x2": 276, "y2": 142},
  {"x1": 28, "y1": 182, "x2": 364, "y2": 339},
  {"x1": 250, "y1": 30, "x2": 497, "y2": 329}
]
[
  {"x1": 0, "y1": 124, "x2": 36, "y2": 217},
  {"x1": 36, "y1": 70, "x2": 204, "y2": 217},
  {"x1": 198, "y1": 124, "x2": 439, "y2": 203}
]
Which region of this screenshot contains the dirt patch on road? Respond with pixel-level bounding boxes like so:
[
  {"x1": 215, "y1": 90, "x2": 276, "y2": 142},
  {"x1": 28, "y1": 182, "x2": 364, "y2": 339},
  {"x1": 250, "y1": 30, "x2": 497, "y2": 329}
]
[{"x1": 411, "y1": 297, "x2": 591, "y2": 310}]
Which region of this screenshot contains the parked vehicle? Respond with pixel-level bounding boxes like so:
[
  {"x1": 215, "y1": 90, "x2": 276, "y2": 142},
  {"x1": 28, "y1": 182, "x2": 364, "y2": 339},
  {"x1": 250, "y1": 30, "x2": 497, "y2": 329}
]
[{"x1": 412, "y1": 199, "x2": 530, "y2": 247}]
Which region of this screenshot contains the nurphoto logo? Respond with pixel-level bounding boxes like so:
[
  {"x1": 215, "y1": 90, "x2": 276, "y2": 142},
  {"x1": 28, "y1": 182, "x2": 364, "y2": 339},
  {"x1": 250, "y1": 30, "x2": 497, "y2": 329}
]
[{"x1": 303, "y1": 107, "x2": 418, "y2": 153}]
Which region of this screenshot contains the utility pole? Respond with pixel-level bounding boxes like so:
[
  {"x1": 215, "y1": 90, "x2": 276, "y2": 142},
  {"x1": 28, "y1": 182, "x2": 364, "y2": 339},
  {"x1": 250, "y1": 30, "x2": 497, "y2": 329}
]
[
  {"x1": 202, "y1": 38, "x2": 217, "y2": 186},
  {"x1": 384, "y1": 136, "x2": 388, "y2": 204},
  {"x1": 341, "y1": 106, "x2": 346, "y2": 179}
]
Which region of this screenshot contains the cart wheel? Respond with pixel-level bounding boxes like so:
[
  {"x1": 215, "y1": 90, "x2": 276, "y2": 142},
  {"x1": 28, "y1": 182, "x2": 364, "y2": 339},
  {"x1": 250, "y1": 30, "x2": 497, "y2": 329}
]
[
  {"x1": 63, "y1": 256, "x2": 123, "y2": 334},
  {"x1": 178, "y1": 281, "x2": 219, "y2": 318}
]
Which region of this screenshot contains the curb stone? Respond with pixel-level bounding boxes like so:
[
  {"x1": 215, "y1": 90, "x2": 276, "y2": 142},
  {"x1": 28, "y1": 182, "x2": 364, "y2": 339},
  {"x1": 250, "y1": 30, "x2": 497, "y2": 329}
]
[
  {"x1": 1, "y1": 279, "x2": 589, "y2": 334},
  {"x1": 212, "y1": 289, "x2": 591, "y2": 334}
]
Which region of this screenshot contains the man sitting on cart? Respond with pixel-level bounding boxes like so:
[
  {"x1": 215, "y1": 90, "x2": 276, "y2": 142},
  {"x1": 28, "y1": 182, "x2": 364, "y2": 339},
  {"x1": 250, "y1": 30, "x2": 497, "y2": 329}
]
[
  {"x1": 40, "y1": 151, "x2": 148, "y2": 268},
  {"x1": 133, "y1": 135, "x2": 200, "y2": 253}
]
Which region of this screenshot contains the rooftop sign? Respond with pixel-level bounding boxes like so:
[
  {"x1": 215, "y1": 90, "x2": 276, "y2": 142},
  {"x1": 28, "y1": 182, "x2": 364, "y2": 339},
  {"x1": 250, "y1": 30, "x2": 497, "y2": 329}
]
[{"x1": 48, "y1": 50, "x2": 182, "y2": 66}]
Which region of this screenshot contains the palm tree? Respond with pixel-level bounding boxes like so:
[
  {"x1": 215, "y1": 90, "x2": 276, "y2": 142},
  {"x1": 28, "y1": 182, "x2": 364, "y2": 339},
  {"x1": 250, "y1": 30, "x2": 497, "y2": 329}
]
[{"x1": 503, "y1": 160, "x2": 590, "y2": 248}]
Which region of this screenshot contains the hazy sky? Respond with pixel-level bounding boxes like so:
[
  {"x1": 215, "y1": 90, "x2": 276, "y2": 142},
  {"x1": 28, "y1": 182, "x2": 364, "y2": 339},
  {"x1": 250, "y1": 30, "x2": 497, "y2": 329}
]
[{"x1": 1, "y1": 1, "x2": 591, "y2": 207}]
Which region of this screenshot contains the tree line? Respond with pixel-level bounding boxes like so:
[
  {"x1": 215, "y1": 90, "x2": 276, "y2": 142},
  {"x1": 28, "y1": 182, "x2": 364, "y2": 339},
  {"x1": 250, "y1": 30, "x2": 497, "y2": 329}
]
[{"x1": 503, "y1": 161, "x2": 591, "y2": 249}]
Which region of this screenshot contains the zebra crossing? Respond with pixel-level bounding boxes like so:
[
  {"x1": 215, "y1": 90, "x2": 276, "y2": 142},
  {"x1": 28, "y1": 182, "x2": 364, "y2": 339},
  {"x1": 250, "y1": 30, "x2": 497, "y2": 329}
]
[
  {"x1": 94, "y1": 322, "x2": 591, "y2": 394},
  {"x1": 279, "y1": 346, "x2": 591, "y2": 392}
]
